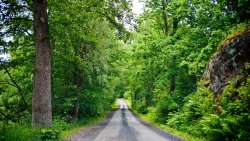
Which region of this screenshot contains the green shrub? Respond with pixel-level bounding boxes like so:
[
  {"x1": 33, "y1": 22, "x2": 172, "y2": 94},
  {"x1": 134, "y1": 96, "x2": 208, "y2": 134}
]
[
  {"x1": 39, "y1": 129, "x2": 60, "y2": 141},
  {"x1": 133, "y1": 97, "x2": 148, "y2": 114},
  {"x1": 155, "y1": 95, "x2": 178, "y2": 123},
  {"x1": 190, "y1": 114, "x2": 226, "y2": 140},
  {"x1": 167, "y1": 87, "x2": 214, "y2": 130}
]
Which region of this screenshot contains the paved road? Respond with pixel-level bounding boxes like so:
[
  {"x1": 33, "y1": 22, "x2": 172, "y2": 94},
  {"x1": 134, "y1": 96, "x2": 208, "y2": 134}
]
[{"x1": 67, "y1": 99, "x2": 183, "y2": 141}]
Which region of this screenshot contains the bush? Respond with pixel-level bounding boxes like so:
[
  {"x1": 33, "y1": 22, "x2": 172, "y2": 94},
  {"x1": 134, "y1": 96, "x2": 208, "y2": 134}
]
[
  {"x1": 133, "y1": 97, "x2": 148, "y2": 114},
  {"x1": 167, "y1": 87, "x2": 214, "y2": 129},
  {"x1": 155, "y1": 95, "x2": 178, "y2": 123},
  {"x1": 39, "y1": 129, "x2": 60, "y2": 141}
]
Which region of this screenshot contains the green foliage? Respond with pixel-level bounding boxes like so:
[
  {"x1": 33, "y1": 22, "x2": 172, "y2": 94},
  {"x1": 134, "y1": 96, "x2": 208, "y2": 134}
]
[
  {"x1": 191, "y1": 114, "x2": 226, "y2": 140},
  {"x1": 154, "y1": 94, "x2": 178, "y2": 123},
  {"x1": 167, "y1": 87, "x2": 214, "y2": 131},
  {"x1": 167, "y1": 69, "x2": 250, "y2": 140},
  {"x1": 123, "y1": 0, "x2": 250, "y2": 140},
  {"x1": 133, "y1": 96, "x2": 148, "y2": 114},
  {"x1": 0, "y1": 115, "x2": 109, "y2": 141},
  {"x1": 0, "y1": 126, "x2": 38, "y2": 141},
  {"x1": 1, "y1": 0, "x2": 250, "y2": 140},
  {"x1": 39, "y1": 129, "x2": 60, "y2": 141},
  {"x1": 1, "y1": 0, "x2": 133, "y2": 139}
]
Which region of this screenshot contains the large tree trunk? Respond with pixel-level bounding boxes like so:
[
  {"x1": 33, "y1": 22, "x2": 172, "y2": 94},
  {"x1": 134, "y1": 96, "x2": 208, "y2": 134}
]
[{"x1": 32, "y1": 0, "x2": 52, "y2": 128}]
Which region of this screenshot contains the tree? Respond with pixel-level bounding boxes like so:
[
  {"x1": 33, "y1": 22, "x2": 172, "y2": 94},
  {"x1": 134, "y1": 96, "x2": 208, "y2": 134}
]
[{"x1": 32, "y1": 0, "x2": 52, "y2": 128}]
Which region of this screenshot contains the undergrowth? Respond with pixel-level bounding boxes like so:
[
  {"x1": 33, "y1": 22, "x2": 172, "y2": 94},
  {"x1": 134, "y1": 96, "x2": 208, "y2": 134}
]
[
  {"x1": 167, "y1": 64, "x2": 250, "y2": 140},
  {"x1": 0, "y1": 117, "x2": 103, "y2": 141},
  {"x1": 0, "y1": 100, "x2": 119, "y2": 141}
]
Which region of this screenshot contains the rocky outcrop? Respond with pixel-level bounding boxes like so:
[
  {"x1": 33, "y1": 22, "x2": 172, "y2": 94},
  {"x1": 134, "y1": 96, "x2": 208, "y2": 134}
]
[{"x1": 203, "y1": 27, "x2": 250, "y2": 94}]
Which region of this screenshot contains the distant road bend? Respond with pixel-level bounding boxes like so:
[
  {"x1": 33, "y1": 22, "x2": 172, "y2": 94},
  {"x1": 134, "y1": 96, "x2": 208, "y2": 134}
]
[{"x1": 66, "y1": 99, "x2": 183, "y2": 141}]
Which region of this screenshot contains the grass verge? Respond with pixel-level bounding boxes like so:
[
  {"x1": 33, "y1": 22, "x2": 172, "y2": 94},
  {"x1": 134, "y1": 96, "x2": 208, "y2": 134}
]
[
  {"x1": 61, "y1": 99, "x2": 119, "y2": 140},
  {"x1": 60, "y1": 116, "x2": 105, "y2": 140},
  {"x1": 0, "y1": 125, "x2": 39, "y2": 141},
  {"x1": 0, "y1": 114, "x2": 112, "y2": 141}
]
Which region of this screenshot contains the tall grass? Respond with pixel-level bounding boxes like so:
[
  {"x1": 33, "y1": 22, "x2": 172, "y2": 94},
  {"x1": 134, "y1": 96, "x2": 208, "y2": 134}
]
[{"x1": 0, "y1": 126, "x2": 39, "y2": 141}]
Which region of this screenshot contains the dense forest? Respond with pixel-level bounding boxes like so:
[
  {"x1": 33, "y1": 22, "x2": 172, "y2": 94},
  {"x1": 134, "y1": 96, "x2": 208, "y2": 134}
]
[{"x1": 0, "y1": 0, "x2": 250, "y2": 141}]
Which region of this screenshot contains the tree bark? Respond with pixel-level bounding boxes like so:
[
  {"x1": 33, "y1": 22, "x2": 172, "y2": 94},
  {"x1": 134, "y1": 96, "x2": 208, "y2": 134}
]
[
  {"x1": 160, "y1": 0, "x2": 176, "y2": 95},
  {"x1": 71, "y1": 44, "x2": 86, "y2": 123},
  {"x1": 169, "y1": 16, "x2": 179, "y2": 95},
  {"x1": 32, "y1": 0, "x2": 52, "y2": 128},
  {"x1": 172, "y1": 17, "x2": 179, "y2": 35},
  {"x1": 71, "y1": 70, "x2": 82, "y2": 123},
  {"x1": 161, "y1": 0, "x2": 168, "y2": 36}
]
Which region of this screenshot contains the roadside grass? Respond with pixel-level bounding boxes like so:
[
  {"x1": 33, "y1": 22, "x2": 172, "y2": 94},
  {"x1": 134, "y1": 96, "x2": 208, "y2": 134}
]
[
  {"x1": 0, "y1": 125, "x2": 39, "y2": 141},
  {"x1": 112, "y1": 98, "x2": 119, "y2": 109},
  {"x1": 60, "y1": 99, "x2": 119, "y2": 140},
  {"x1": 125, "y1": 99, "x2": 205, "y2": 141},
  {"x1": 0, "y1": 117, "x2": 107, "y2": 141},
  {"x1": 59, "y1": 116, "x2": 105, "y2": 140}
]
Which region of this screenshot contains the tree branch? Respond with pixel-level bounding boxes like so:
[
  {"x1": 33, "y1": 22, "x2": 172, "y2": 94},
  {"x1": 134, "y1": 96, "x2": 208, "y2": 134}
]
[
  {"x1": 0, "y1": 60, "x2": 30, "y2": 113},
  {"x1": 0, "y1": 110, "x2": 17, "y2": 123},
  {"x1": 0, "y1": 81, "x2": 17, "y2": 88}
]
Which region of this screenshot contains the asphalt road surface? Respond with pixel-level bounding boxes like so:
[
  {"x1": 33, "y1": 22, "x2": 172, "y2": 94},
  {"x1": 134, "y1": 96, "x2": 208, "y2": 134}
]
[{"x1": 66, "y1": 99, "x2": 183, "y2": 141}]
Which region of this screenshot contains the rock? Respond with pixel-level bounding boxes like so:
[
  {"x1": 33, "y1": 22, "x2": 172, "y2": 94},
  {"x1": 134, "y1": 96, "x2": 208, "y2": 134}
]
[{"x1": 203, "y1": 27, "x2": 250, "y2": 95}]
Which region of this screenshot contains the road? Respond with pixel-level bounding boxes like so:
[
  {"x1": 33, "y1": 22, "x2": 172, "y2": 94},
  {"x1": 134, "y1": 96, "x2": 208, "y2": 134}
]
[{"x1": 66, "y1": 99, "x2": 183, "y2": 141}]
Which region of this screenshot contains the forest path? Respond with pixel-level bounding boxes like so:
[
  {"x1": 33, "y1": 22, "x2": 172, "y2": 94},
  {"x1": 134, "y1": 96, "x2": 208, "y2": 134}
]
[{"x1": 65, "y1": 99, "x2": 183, "y2": 141}]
